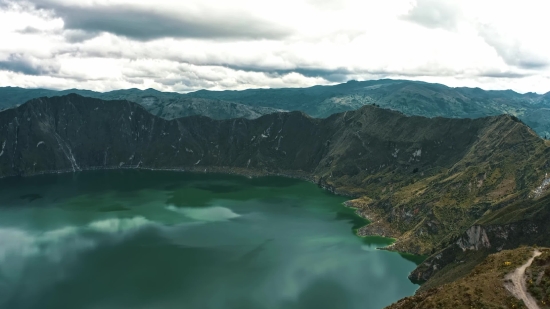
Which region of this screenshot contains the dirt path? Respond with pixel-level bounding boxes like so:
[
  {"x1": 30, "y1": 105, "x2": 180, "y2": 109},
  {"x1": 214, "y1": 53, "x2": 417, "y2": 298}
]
[{"x1": 504, "y1": 249, "x2": 542, "y2": 309}]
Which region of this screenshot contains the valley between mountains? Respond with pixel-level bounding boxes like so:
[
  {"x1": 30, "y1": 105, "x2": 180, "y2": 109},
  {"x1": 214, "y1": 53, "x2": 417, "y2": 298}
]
[{"x1": 1, "y1": 94, "x2": 550, "y2": 307}]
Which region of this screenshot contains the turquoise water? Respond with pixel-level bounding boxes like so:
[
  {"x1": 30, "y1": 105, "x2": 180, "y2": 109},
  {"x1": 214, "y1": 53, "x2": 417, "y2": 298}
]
[{"x1": 0, "y1": 170, "x2": 419, "y2": 309}]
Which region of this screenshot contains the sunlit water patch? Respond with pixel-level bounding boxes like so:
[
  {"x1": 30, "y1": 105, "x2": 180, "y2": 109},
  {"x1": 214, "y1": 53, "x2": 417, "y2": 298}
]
[{"x1": 0, "y1": 170, "x2": 421, "y2": 309}]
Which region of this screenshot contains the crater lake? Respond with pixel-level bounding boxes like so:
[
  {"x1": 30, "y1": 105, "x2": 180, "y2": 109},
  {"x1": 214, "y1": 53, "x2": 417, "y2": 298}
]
[{"x1": 0, "y1": 170, "x2": 420, "y2": 309}]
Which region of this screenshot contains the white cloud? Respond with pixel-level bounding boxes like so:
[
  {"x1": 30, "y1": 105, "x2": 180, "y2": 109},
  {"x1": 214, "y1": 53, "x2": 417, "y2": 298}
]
[{"x1": 0, "y1": 0, "x2": 548, "y2": 93}]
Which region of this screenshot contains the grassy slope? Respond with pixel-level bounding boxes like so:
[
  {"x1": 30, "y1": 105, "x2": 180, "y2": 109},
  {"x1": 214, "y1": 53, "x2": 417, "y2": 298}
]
[
  {"x1": 407, "y1": 186, "x2": 550, "y2": 294},
  {"x1": 317, "y1": 109, "x2": 550, "y2": 300},
  {"x1": 322, "y1": 109, "x2": 549, "y2": 256},
  {"x1": 385, "y1": 247, "x2": 541, "y2": 309}
]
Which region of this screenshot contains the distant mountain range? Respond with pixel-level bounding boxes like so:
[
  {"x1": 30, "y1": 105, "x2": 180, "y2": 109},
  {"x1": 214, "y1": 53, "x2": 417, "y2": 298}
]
[
  {"x1": 2, "y1": 79, "x2": 550, "y2": 137},
  {"x1": 0, "y1": 87, "x2": 284, "y2": 120},
  {"x1": 187, "y1": 79, "x2": 550, "y2": 137}
]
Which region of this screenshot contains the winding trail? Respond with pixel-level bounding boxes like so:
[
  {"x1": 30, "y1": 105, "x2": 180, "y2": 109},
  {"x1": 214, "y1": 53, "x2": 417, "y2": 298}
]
[{"x1": 504, "y1": 249, "x2": 542, "y2": 309}]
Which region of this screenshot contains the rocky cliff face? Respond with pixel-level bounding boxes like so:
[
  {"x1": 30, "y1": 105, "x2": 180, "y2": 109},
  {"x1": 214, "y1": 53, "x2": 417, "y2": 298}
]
[
  {"x1": 0, "y1": 94, "x2": 323, "y2": 177},
  {"x1": 0, "y1": 93, "x2": 493, "y2": 178},
  {"x1": 409, "y1": 192, "x2": 550, "y2": 288},
  {"x1": 457, "y1": 225, "x2": 492, "y2": 251}
]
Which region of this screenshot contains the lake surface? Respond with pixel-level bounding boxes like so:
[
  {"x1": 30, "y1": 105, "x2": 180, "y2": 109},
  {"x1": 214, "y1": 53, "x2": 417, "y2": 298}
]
[{"x1": 0, "y1": 170, "x2": 419, "y2": 309}]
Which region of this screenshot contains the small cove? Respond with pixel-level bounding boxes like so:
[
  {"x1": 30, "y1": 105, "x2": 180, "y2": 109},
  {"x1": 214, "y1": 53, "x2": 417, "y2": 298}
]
[{"x1": 0, "y1": 170, "x2": 420, "y2": 309}]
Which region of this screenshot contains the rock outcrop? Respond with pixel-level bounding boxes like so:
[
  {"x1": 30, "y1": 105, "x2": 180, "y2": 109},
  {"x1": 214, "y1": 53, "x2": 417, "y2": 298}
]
[{"x1": 457, "y1": 225, "x2": 491, "y2": 251}]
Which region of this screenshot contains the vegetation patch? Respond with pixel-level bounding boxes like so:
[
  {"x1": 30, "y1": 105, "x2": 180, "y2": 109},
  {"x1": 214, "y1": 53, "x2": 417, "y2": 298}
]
[
  {"x1": 526, "y1": 248, "x2": 550, "y2": 308},
  {"x1": 386, "y1": 247, "x2": 539, "y2": 309}
]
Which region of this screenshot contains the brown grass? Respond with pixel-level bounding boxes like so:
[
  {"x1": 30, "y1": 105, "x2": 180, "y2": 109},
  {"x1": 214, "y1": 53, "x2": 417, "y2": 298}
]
[
  {"x1": 385, "y1": 247, "x2": 542, "y2": 309},
  {"x1": 487, "y1": 177, "x2": 516, "y2": 200}
]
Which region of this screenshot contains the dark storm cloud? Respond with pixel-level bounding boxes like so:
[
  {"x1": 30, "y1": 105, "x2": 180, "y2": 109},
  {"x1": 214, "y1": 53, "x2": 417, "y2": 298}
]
[
  {"x1": 28, "y1": 1, "x2": 291, "y2": 41},
  {"x1": 478, "y1": 71, "x2": 530, "y2": 78},
  {"x1": 290, "y1": 68, "x2": 350, "y2": 83},
  {"x1": 158, "y1": 77, "x2": 213, "y2": 88},
  {"x1": 0, "y1": 59, "x2": 41, "y2": 75},
  {"x1": 0, "y1": 54, "x2": 58, "y2": 75},
  {"x1": 220, "y1": 64, "x2": 352, "y2": 83},
  {"x1": 263, "y1": 68, "x2": 349, "y2": 83},
  {"x1": 477, "y1": 25, "x2": 549, "y2": 70},
  {"x1": 402, "y1": 1, "x2": 549, "y2": 71},
  {"x1": 512, "y1": 60, "x2": 548, "y2": 70},
  {"x1": 63, "y1": 30, "x2": 101, "y2": 43},
  {"x1": 16, "y1": 26, "x2": 42, "y2": 34},
  {"x1": 401, "y1": 0, "x2": 461, "y2": 30}
]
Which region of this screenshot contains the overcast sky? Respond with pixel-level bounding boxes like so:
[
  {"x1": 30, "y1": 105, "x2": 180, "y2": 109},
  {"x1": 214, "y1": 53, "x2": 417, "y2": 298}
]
[{"x1": 0, "y1": 0, "x2": 548, "y2": 93}]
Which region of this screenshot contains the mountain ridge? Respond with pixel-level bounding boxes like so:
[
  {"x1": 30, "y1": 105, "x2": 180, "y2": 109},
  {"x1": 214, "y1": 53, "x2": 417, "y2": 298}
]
[
  {"x1": 185, "y1": 79, "x2": 550, "y2": 136},
  {"x1": 2, "y1": 79, "x2": 550, "y2": 137},
  {"x1": 0, "y1": 86, "x2": 284, "y2": 120}
]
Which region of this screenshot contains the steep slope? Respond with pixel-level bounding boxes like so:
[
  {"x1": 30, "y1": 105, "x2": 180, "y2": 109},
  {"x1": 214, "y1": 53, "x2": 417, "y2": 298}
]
[
  {"x1": 385, "y1": 247, "x2": 544, "y2": 309},
  {"x1": 0, "y1": 87, "x2": 283, "y2": 120},
  {"x1": 410, "y1": 183, "x2": 550, "y2": 291},
  {"x1": 0, "y1": 94, "x2": 328, "y2": 178},
  {"x1": 526, "y1": 249, "x2": 550, "y2": 308}
]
